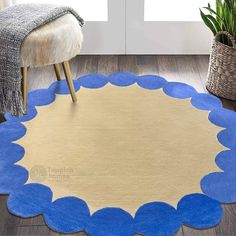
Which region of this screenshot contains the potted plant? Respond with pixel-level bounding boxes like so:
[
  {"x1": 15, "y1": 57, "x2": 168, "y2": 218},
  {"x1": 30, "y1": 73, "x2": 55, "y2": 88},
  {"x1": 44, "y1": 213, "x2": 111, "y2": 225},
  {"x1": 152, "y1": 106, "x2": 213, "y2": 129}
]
[{"x1": 200, "y1": 0, "x2": 236, "y2": 100}]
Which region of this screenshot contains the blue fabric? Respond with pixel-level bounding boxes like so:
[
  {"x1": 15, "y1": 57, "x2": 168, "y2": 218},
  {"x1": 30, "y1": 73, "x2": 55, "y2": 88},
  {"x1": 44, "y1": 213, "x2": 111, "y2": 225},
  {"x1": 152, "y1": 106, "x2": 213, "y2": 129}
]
[
  {"x1": 137, "y1": 75, "x2": 167, "y2": 90},
  {"x1": 78, "y1": 74, "x2": 108, "y2": 89},
  {"x1": 215, "y1": 150, "x2": 236, "y2": 171},
  {"x1": 7, "y1": 184, "x2": 52, "y2": 217},
  {"x1": 0, "y1": 72, "x2": 231, "y2": 235},
  {"x1": 44, "y1": 197, "x2": 90, "y2": 234},
  {"x1": 0, "y1": 165, "x2": 28, "y2": 194},
  {"x1": 89, "y1": 208, "x2": 134, "y2": 236},
  {"x1": 109, "y1": 72, "x2": 137, "y2": 86},
  {"x1": 134, "y1": 202, "x2": 181, "y2": 236},
  {"x1": 177, "y1": 193, "x2": 223, "y2": 228},
  {"x1": 201, "y1": 172, "x2": 236, "y2": 203},
  {"x1": 217, "y1": 129, "x2": 236, "y2": 149},
  {"x1": 163, "y1": 82, "x2": 197, "y2": 99},
  {"x1": 4, "y1": 105, "x2": 37, "y2": 122},
  {"x1": 28, "y1": 89, "x2": 56, "y2": 106},
  {"x1": 191, "y1": 93, "x2": 222, "y2": 111},
  {"x1": 49, "y1": 80, "x2": 80, "y2": 95},
  {"x1": 0, "y1": 143, "x2": 25, "y2": 166},
  {"x1": 209, "y1": 109, "x2": 236, "y2": 128},
  {"x1": 0, "y1": 121, "x2": 26, "y2": 143}
]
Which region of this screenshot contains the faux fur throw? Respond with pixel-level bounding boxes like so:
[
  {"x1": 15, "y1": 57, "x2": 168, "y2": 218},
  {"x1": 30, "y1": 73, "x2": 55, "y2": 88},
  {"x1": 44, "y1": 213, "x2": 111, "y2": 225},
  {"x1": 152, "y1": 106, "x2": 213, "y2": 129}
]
[{"x1": 0, "y1": 4, "x2": 84, "y2": 116}]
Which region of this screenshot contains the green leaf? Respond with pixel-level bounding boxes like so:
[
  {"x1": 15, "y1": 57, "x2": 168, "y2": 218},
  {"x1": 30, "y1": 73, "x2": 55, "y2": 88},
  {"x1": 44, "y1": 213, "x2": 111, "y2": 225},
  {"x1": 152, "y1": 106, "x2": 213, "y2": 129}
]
[
  {"x1": 200, "y1": 9, "x2": 217, "y2": 35},
  {"x1": 207, "y1": 14, "x2": 222, "y2": 31},
  {"x1": 216, "y1": 0, "x2": 223, "y2": 18},
  {"x1": 203, "y1": 6, "x2": 217, "y2": 16},
  {"x1": 203, "y1": 6, "x2": 226, "y2": 28},
  {"x1": 200, "y1": 0, "x2": 236, "y2": 41},
  {"x1": 223, "y1": 2, "x2": 231, "y2": 32},
  {"x1": 225, "y1": 0, "x2": 234, "y2": 9},
  {"x1": 208, "y1": 3, "x2": 212, "y2": 15}
]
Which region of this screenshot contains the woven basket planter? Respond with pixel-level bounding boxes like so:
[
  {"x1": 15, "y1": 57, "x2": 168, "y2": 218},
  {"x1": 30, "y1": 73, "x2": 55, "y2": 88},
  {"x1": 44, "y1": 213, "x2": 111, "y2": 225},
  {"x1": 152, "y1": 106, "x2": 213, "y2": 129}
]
[{"x1": 206, "y1": 31, "x2": 236, "y2": 100}]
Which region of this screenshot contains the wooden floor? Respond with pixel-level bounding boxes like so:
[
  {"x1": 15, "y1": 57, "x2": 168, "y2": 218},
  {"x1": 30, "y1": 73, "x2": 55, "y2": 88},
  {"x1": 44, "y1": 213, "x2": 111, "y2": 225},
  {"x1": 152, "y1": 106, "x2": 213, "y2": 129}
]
[{"x1": 1, "y1": 55, "x2": 236, "y2": 236}]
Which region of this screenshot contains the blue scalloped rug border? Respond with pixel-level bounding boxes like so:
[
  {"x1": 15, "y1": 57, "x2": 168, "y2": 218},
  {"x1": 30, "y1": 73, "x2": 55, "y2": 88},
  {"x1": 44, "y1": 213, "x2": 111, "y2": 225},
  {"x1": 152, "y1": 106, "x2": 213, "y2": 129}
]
[{"x1": 1, "y1": 72, "x2": 236, "y2": 235}]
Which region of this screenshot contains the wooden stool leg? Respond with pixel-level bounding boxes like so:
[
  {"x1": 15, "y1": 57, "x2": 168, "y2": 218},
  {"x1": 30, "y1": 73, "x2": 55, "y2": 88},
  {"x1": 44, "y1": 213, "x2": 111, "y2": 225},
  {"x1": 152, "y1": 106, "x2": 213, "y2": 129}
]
[
  {"x1": 21, "y1": 67, "x2": 29, "y2": 114},
  {"x1": 54, "y1": 64, "x2": 62, "y2": 81},
  {"x1": 62, "y1": 61, "x2": 77, "y2": 102}
]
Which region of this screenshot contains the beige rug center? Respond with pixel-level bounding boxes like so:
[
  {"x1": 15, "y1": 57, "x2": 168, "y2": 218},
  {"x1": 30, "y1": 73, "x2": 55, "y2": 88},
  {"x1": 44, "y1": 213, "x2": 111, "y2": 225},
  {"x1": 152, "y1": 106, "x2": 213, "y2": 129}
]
[{"x1": 17, "y1": 84, "x2": 223, "y2": 215}]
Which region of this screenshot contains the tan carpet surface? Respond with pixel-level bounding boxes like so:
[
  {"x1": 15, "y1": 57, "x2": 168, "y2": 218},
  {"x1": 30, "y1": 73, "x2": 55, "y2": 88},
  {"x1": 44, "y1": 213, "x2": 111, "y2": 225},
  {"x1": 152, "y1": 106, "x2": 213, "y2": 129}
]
[{"x1": 17, "y1": 84, "x2": 224, "y2": 215}]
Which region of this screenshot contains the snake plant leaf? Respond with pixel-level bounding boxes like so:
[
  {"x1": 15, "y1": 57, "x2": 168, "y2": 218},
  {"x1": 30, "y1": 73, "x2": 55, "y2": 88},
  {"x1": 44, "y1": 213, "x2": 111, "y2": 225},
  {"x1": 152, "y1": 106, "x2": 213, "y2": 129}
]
[
  {"x1": 224, "y1": 0, "x2": 233, "y2": 8},
  {"x1": 203, "y1": 7, "x2": 221, "y2": 19},
  {"x1": 223, "y1": 2, "x2": 231, "y2": 32},
  {"x1": 203, "y1": 7, "x2": 226, "y2": 29},
  {"x1": 200, "y1": 9, "x2": 217, "y2": 35},
  {"x1": 207, "y1": 15, "x2": 222, "y2": 31},
  {"x1": 216, "y1": 0, "x2": 223, "y2": 19},
  {"x1": 208, "y1": 3, "x2": 212, "y2": 15},
  {"x1": 200, "y1": 0, "x2": 236, "y2": 45}
]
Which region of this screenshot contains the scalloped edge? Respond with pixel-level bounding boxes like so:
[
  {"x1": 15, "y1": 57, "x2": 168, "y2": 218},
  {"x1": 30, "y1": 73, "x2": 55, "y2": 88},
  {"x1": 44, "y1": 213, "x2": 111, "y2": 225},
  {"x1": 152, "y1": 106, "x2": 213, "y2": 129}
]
[{"x1": 1, "y1": 72, "x2": 234, "y2": 235}]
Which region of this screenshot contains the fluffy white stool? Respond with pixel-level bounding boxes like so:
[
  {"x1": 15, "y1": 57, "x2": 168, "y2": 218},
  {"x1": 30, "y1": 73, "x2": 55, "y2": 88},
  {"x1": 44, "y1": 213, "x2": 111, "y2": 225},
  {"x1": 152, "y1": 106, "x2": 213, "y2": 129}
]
[{"x1": 20, "y1": 14, "x2": 83, "y2": 112}]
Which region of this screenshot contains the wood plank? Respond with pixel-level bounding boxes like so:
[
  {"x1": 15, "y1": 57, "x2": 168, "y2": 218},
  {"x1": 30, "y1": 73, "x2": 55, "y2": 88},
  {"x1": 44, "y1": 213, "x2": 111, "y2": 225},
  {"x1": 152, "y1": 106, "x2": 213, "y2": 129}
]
[
  {"x1": 0, "y1": 113, "x2": 5, "y2": 122},
  {"x1": 69, "y1": 55, "x2": 88, "y2": 80},
  {"x1": 16, "y1": 226, "x2": 58, "y2": 236},
  {"x1": 136, "y1": 55, "x2": 159, "y2": 75},
  {"x1": 0, "y1": 196, "x2": 19, "y2": 236},
  {"x1": 118, "y1": 55, "x2": 138, "y2": 73},
  {"x1": 0, "y1": 195, "x2": 46, "y2": 228},
  {"x1": 230, "y1": 101, "x2": 236, "y2": 111},
  {"x1": 174, "y1": 55, "x2": 205, "y2": 92},
  {"x1": 156, "y1": 55, "x2": 182, "y2": 82},
  {"x1": 215, "y1": 204, "x2": 236, "y2": 235},
  {"x1": 221, "y1": 98, "x2": 235, "y2": 111},
  {"x1": 98, "y1": 55, "x2": 118, "y2": 75},
  {"x1": 60, "y1": 232, "x2": 87, "y2": 236},
  {"x1": 18, "y1": 215, "x2": 46, "y2": 227},
  {"x1": 81, "y1": 55, "x2": 99, "y2": 75},
  {"x1": 194, "y1": 55, "x2": 209, "y2": 84},
  {"x1": 17, "y1": 226, "x2": 88, "y2": 236},
  {"x1": 182, "y1": 226, "x2": 217, "y2": 236}
]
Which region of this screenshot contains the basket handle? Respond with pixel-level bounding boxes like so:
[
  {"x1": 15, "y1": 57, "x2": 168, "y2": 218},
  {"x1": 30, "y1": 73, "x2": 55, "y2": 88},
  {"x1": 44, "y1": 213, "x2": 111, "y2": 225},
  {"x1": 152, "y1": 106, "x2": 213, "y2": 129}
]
[{"x1": 215, "y1": 31, "x2": 236, "y2": 48}]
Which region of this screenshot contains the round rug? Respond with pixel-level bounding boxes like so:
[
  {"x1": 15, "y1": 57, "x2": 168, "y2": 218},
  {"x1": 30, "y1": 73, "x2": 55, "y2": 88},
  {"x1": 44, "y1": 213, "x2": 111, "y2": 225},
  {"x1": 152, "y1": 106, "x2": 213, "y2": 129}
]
[
  {"x1": 17, "y1": 82, "x2": 222, "y2": 214},
  {"x1": 1, "y1": 72, "x2": 236, "y2": 236}
]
